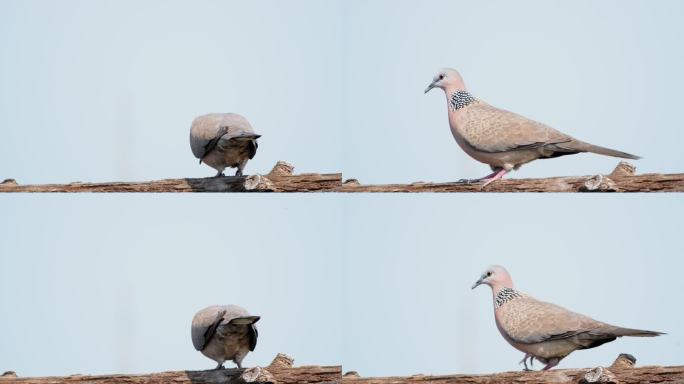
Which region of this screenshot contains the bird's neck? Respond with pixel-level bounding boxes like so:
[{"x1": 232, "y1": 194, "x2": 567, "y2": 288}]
[
  {"x1": 446, "y1": 90, "x2": 477, "y2": 112},
  {"x1": 493, "y1": 286, "x2": 522, "y2": 309}
]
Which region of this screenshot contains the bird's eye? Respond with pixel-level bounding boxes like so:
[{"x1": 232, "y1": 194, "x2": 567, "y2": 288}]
[
  {"x1": 439, "y1": 74, "x2": 445, "y2": 80},
  {"x1": 486, "y1": 271, "x2": 492, "y2": 277}
]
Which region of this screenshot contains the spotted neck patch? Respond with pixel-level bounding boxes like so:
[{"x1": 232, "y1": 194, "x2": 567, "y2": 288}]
[
  {"x1": 449, "y1": 90, "x2": 476, "y2": 111},
  {"x1": 495, "y1": 287, "x2": 522, "y2": 309}
]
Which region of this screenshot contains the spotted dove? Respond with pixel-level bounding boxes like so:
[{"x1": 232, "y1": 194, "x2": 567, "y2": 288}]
[
  {"x1": 191, "y1": 305, "x2": 260, "y2": 369},
  {"x1": 189, "y1": 113, "x2": 261, "y2": 177},
  {"x1": 425, "y1": 69, "x2": 640, "y2": 186},
  {"x1": 472, "y1": 265, "x2": 663, "y2": 370}
]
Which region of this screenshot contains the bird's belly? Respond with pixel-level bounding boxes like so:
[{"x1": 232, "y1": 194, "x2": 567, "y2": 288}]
[
  {"x1": 495, "y1": 317, "x2": 576, "y2": 360},
  {"x1": 449, "y1": 120, "x2": 540, "y2": 170},
  {"x1": 451, "y1": 133, "x2": 537, "y2": 169},
  {"x1": 201, "y1": 333, "x2": 247, "y2": 363},
  {"x1": 513, "y1": 340, "x2": 578, "y2": 360},
  {"x1": 203, "y1": 144, "x2": 250, "y2": 170}
]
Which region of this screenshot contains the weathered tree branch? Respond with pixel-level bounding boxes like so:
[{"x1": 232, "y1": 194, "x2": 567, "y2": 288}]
[
  {"x1": 342, "y1": 365, "x2": 684, "y2": 384},
  {"x1": 3, "y1": 354, "x2": 684, "y2": 384},
  {"x1": 1, "y1": 354, "x2": 341, "y2": 384},
  {"x1": 1, "y1": 161, "x2": 683, "y2": 192},
  {"x1": 342, "y1": 354, "x2": 684, "y2": 384}
]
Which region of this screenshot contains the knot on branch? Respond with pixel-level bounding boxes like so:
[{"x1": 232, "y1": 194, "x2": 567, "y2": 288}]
[
  {"x1": 244, "y1": 174, "x2": 276, "y2": 191},
  {"x1": 610, "y1": 353, "x2": 637, "y2": 370},
  {"x1": 268, "y1": 161, "x2": 295, "y2": 177},
  {"x1": 239, "y1": 366, "x2": 275, "y2": 383},
  {"x1": 1, "y1": 179, "x2": 17, "y2": 186},
  {"x1": 1, "y1": 372, "x2": 17, "y2": 378},
  {"x1": 268, "y1": 353, "x2": 294, "y2": 369},
  {"x1": 581, "y1": 174, "x2": 619, "y2": 192},
  {"x1": 582, "y1": 366, "x2": 618, "y2": 383},
  {"x1": 610, "y1": 162, "x2": 637, "y2": 178}
]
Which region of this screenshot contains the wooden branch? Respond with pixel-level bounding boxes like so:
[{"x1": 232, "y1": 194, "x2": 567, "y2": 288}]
[
  {"x1": 1, "y1": 161, "x2": 683, "y2": 192},
  {"x1": 338, "y1": 162, "x2": 684, "y2": 192},
  {"x1": 343, "y1": 355, "x2": 684, "y2": 384},
  {"x1": 1, "y1": 354, "x2": 341, "y2": 384},
  {"x1": 0, "y1": 162, "x2": 342, "y2": 193},
  {"x1": 3, "y1": 354, "x2": 683, "y2": 384},
  {"x1": 342, "y1": 366, "x2": 684, "y2": 384}
]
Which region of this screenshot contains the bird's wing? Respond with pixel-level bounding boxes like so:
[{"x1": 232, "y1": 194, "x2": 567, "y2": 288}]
[
  {"x1": 460, "y1": 103, "x2": 574, "y2": 153},
  {"x1": 249, "y1": 324, "x2": 258, "y2": 351},
  {"x1": 499, "y1": 296, "x2": 605, "y2": 345},
  {"x1": 200, "y1": 126, "x2": 230, "y2": 160},
  {"x1": 191, "y1": 308, "x2": 227, "y2": 351},
  {"x1": 248, "y1": 140, "x2": 258, "y2": 160},
  {"x1": 216, "y1": 129, "x2": 261, "y2": 157}
]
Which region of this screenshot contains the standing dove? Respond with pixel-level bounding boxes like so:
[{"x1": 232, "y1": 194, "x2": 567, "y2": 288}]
[
  {"x1": 190, "y1": 113, "x2": 261, "y2": 177},
  {"x1": 472, "y1": 266, "x2": 663, "y2": 370},
  {"x1": 191, "y1": 305, "x2": 260, "y2": 369},
  {"x1": 425, "y1": 69, "x2": 640, "y2": 186}
]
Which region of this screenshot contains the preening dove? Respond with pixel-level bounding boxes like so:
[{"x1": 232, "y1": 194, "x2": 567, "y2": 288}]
[
  {"x1": 190, "y1": 113, "x2": 261, "y2": 177},
  {"x1": 191, "y1": 304, "x2": 260, "y2": 369},
  {"x1": 425, "y1": 69, "x2": 640, "y2": 186},
  {"x1": 472, "y1": 266, "x2": 663, "y2": 370}
]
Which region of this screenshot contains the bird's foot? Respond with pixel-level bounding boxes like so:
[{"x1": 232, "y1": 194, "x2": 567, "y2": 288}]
[
  {"x1": 215, "y1": 363, "x2": 225, "y2": 370},
  {"x1": 235, "y1": 169, "x2": 244, "y2": 177},
  {"x1": 215, "y1": 171, "x2": 225, "y2": 178},
  {"x1": 519, "y1": 354, "x2": 533, "y2": 371},
  {"x1": 479, "y1": 169, "x2": 509, "y2": 190},
  {"x1": 456, "y1": 178, "x2": 482, "y2": 184}
]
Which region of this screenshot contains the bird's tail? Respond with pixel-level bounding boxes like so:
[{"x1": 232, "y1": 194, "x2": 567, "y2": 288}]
[
  {"x1": 228, "y1": 315, "x2": 261, "y2": 325},
  {"x1": 609, "y1": 326, "x2": 665, "y2": 337},
  {"x1": 567, "y1": 141, "x2": 641, "y2": 160},
  {"x1": 230, "y1": 133, "x2": 262, "y2": 141}
]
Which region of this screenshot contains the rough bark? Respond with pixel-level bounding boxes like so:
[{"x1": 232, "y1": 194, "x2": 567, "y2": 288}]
[
  {"x1": 3, "y1": 354, "x2": 683, "y2": 384},
  {"x1": 1, "y1": 161, "x2": 683, "y2": 192},
  {"x1": 341, "y1": 365, "x2": 684, "y2": 384},
  {"x1": 1, "y1": 354, "x2": 340, "y2": 384}
]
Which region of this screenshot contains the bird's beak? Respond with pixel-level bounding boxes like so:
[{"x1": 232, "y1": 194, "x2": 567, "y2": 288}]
[
  {"x1": 424, "y1": 81, "x2": 438, "y2": 94},
  {"x1": 471, "y1": 277, "x2": 484, "y2": 290}
]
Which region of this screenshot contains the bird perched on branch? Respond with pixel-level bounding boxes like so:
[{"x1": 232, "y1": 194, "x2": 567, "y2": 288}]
[
  {"x1": 190, "y1": 113, "x2": 261, "y2": 177},
  {"x1": 425, "y1": 69, "x2": 640, "y2": 187},
  {"x1": 191, "y1": 305, "x2": 260, "y2": 369},
  {"x1": 471, "y1": 265, "x2": 663, "y2": 370}
]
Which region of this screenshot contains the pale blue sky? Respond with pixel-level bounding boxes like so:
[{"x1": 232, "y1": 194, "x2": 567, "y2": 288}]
[
  {"x1": 1, "y1": 196, "x2": 682, "y2": 377},
  {"x1": 1, "y1": 0, "x2": 683, "y2": 184},
  {"x1": 1, "y1": 0, "x2": 683, "y2": 379}
]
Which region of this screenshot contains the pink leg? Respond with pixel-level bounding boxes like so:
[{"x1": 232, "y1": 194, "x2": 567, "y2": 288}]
[
  {"x1": 480, "y1": 169, "x2": 509, "y2": 188},
  {"x1": 542, "y1": 360, "x2": 559, "y2": 371},
  {"x1": 478, "y1": 170, "x2": 500, "y2": 180}
]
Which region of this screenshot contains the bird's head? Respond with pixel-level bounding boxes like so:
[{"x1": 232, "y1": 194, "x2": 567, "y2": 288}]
[
  {"x1": 471, "y1": 265, "x2": 513, "y2": 291},
  {"x1": 424, "y1": 68, "x2": 467, "y2": 94}
]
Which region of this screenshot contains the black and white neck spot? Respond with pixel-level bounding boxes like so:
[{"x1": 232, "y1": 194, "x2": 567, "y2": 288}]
[
  {"x1": 449, "y1": 90, "x2": 476, "y2": 111},
  {"x1": 495, "y1": 287, "x2": 522, "y2": 309}
]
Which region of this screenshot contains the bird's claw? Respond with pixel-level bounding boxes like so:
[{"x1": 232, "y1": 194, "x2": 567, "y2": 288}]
[{"x1": 456, "y1": 178, "x2": 480, "y2": 184}]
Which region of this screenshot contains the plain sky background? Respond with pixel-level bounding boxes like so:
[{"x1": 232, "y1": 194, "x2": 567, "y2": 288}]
[
  {"x1": 1, "y1": 196, "x2": 682, "y2": 377},
  {"x1": 1, "y1": 0, "x2": 683, "y2": 379},
  {"x1": 1, "y1": 0, "x2": 684, "y2": 183}
]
